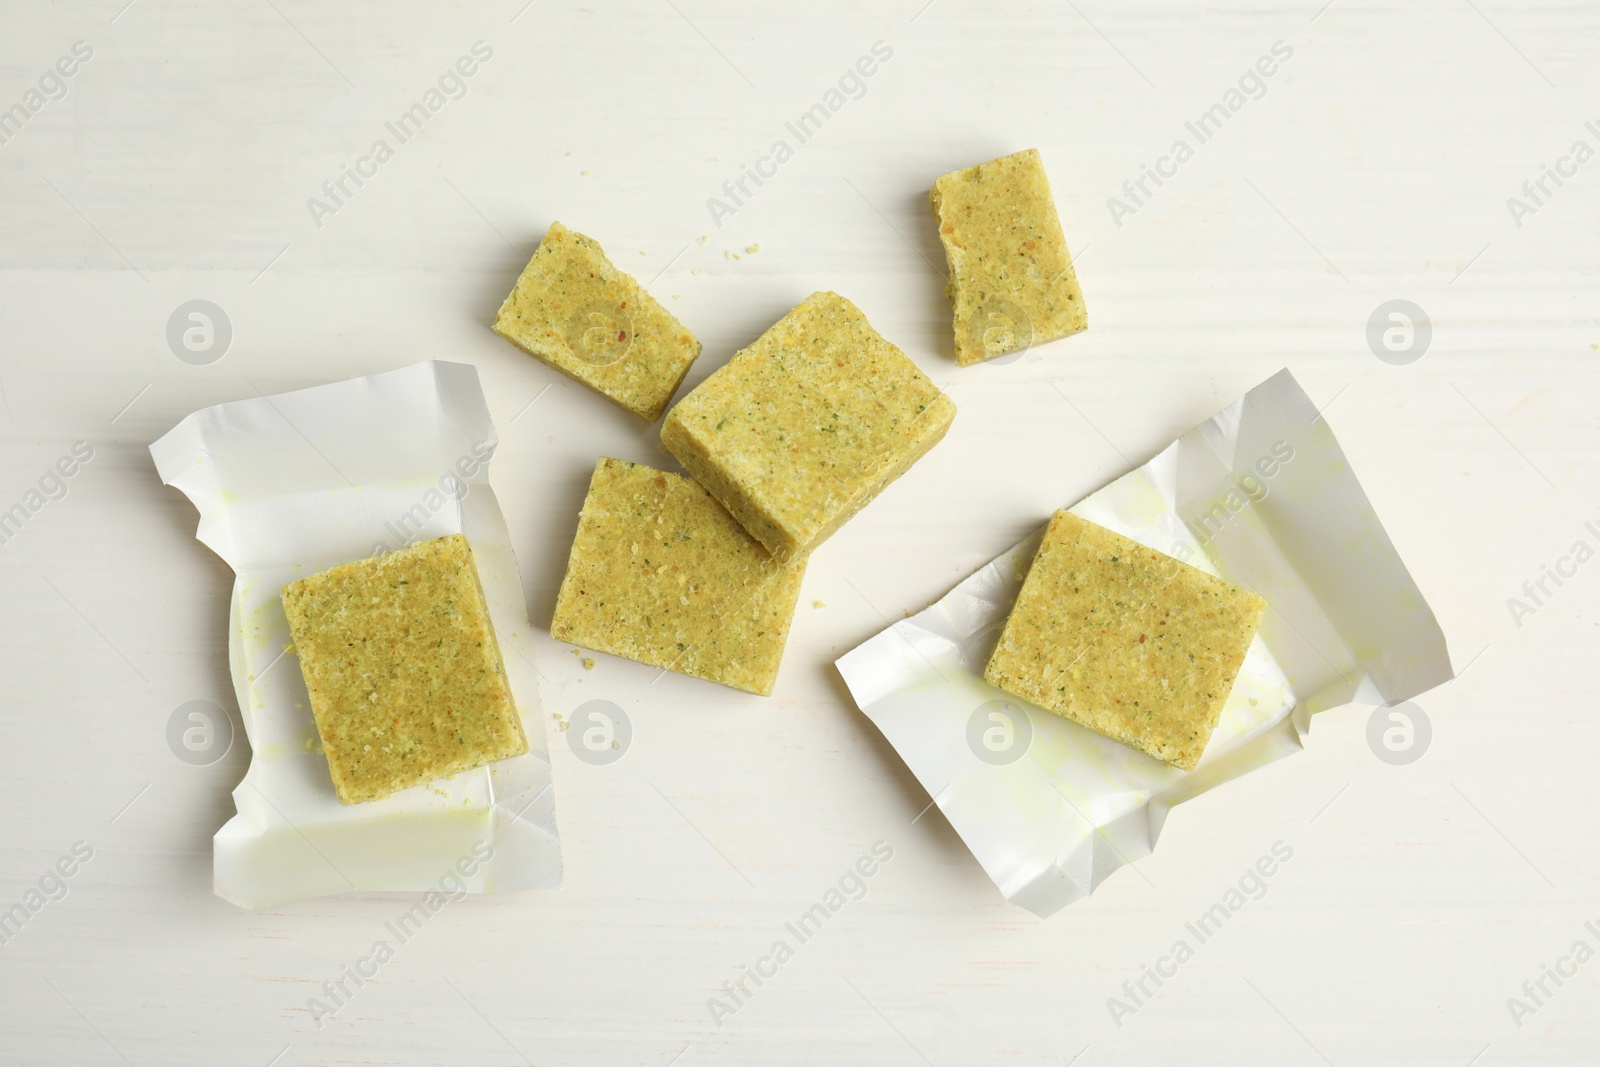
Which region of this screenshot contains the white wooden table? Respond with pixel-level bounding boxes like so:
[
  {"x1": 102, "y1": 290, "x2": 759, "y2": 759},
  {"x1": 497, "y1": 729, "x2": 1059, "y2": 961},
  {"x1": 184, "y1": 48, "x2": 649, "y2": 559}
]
[{"x1": 2, "y1": 1, "x2": 1596, "y2": 1063}]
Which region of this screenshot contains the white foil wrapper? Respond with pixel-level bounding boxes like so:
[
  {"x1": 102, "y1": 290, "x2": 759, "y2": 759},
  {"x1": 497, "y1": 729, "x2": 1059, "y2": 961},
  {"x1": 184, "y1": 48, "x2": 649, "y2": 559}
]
[
  {"x1": 837, "y1": 369, "x2": 1450, "y2": 917},
  {"x1": 151, "y1": 361, "x2": 561, "y2": 909}
]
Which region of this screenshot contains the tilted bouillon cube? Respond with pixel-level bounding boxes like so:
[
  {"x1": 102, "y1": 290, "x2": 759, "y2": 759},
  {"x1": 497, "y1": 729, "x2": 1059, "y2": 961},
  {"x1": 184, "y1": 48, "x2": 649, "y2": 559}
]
[
  {"x1": 493, "y1": 221, "x2": 702, "y2": 422},
  {"x1": 661, "y1": 291, "x2": 956, "y2": 559}
]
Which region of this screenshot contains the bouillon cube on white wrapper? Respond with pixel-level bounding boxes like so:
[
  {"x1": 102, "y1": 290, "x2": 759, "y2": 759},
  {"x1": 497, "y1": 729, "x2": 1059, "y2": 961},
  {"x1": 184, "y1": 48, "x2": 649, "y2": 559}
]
[
  {"x1": 150, "y1": 361, "x2": 561, "y2": 909},
  {"x1": 836, "y1": 369, "x2": 1451, "y2": 917}
]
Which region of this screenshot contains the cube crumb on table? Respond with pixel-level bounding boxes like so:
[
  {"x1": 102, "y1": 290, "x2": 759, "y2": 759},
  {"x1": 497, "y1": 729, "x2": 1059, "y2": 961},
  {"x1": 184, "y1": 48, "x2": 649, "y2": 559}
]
[
  {"x1": 550, "y1": 458, "x2": 806, "y2": 696},
  {"x1": 493, "y1": 221, "x2": 702, "y2": 422},
  {"x1": 281, "y1": 533, "x2": 528, "y2": 805},
  {"x1": 983, "y1": 511, "x2": 1266, "y2": 771},
  {"x1": 660, "y1": 291, "x2": 956, "y2": 559},
  {"x1": 930, "y1": 148, "x2": 1087, "y2": 366}
]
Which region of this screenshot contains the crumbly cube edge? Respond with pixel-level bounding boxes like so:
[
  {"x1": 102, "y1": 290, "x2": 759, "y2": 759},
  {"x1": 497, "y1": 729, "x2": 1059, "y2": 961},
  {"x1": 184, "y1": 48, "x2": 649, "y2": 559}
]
[{"x1": 931, "y1": 148, "x2": 1087, "y2": 366}]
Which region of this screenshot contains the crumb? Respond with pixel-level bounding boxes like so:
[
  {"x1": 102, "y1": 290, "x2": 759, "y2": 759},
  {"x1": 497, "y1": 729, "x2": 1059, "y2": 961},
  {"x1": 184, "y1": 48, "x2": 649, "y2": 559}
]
[
  {"x1": 581, "y1": 169, "x2": 591, "y2": 177},
  {"x1": 582, "y1": 657, "x2": 595, "y2": 670},
  {"x1": 813, "y1": 599, "x2": 826, "y2": 609},
  {"x1": 697, "y1": 235, "x2": 709, "y2": 245},
  {"x1": 724, "y1": 250, "x2": 741, "y2": 261},
  {"x1": 690, "y1": 269, "x2": 701, "y2": 276},
  {"x1": 639, "y1": 250, "x2": 647, "y2": 256},
  {"x1": 745, "y1": 243, "x2": 761, "y2": 254}
]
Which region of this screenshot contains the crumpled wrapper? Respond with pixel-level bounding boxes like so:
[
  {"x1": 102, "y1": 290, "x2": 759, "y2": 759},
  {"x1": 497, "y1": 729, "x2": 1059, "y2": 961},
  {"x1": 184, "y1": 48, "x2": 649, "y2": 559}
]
[
  {"x1": 151, "y1": 361, "x2": 561, "y2": 909},
  {"x1": 837, "y1": 369, "x2": 1451, "y2": 917}
]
